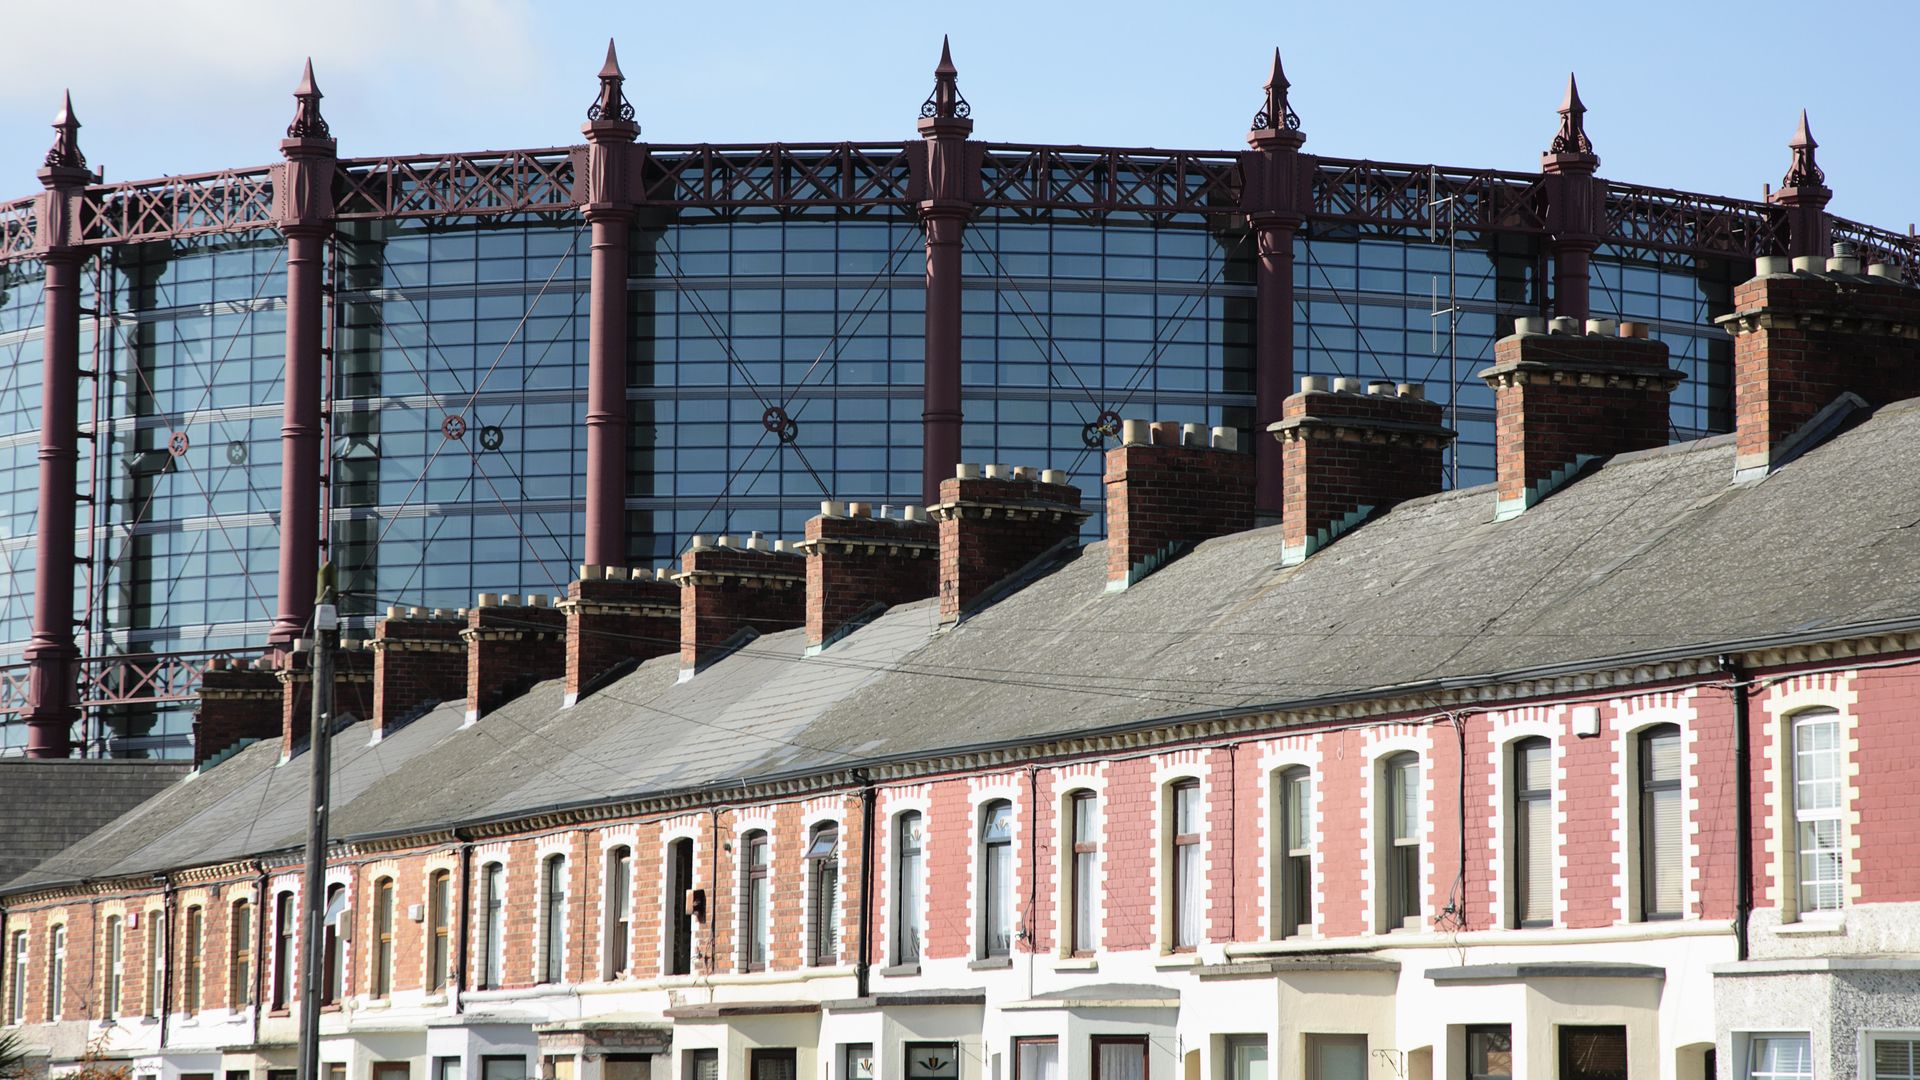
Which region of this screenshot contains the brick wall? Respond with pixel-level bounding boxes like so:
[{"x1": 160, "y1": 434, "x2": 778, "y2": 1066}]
[
  {"x1": 677, "y1": 541, "x2": 805, "y2": 670},
  {"x1": 1271, "y1": 380, "x2": 1450, "y2": 559},
  {"x1": 563, "y1": 570, "x2": 680, "y2": 703},
  {"x1": 193, "y1": 662, "x2": 284, "y2": 766},
  {"x1": 372, "y1": 610, "x2": 469, "y2": 735}
]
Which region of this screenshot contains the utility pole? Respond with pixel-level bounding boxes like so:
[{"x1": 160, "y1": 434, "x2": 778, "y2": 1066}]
[{"x1": 296, "y1": 563, "x2": 338, "y2": 1080}]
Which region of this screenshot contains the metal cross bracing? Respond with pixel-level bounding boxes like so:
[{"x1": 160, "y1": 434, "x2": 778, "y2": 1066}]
[{"x1": 5, "y1": 145, "x2": 1914, "y2": 266}]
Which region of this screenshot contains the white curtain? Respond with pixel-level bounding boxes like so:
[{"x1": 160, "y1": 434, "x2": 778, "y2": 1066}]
[
  {"x1": 1176, "y1": 841, "x2": 1202, "y2": 947},
  {"x1": 1018, "y1": 1042, "x2": 1059, "y2": 1080},
  {"x1": 1097, "y1": 1043, "x2": 1144, "y2": 1080}
]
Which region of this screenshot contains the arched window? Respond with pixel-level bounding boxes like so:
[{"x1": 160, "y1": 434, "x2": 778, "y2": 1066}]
[
  {"x1": 1167, "y1": 781, "x2": 1203, "y2": 950},
  {"x1": 1379, "y1": 752, "x2": 1422, "y2": 932},
  {"x1": 741, "y1": 831, "x2": 770, "y2": 971},
  {"x1": 103, "y1": 916, "x2": 124, "y2": 1018},
  {"x1": 806, "y1": 823, "x2": 840, "y2": 966},
  {"x1": 371, "y1": 878, "x2": 394, "y2": 997},
  {"x1": 182, "y1": 907, "x2": 203, "y2": 1015},
  {"x1": 1065, "y1": 792, "x2": 1098, "y2": 955},
  {"x1": 1276, "y1": 767, "x2": 1312, "y2": 939},
  {"x1": 320, "y1": 885, "x2": 345, "y2": 1004},
  {"x1": 272, "y1": 892, "x2": 295, "y2": 1009},
  {"x1": 427, "y1": 870, "x2": 451, "y2": 991},
  {"x1": 481, "y1": 863, "x2": 506, "y2": 989},
  {"x1": 230, "y1": 899, "x2": 253, "y2": 1007},
  {"x1": 7, "y1": 930, "x2": 25, "y2": 1025},
  {"x1": 1637, "y1": 724, "x2": 1683, "y2": 920},
  {"x1": 666, "y1": 838, "x2": 695, "y2": 976},
  {"x1": 893, "y1": 813, "x2": 923, "y2": 965},
  {"x1": 540, "y1": 855, "x2": 568, "y2": 984},
  {"x1": 1791, "y1": 708, "x2": 1844, "y2": 915},
  {"x1": 605, "y1": 846, "x2": 633, "y2": 978},
  {"x1": 979, "y1": 800, "x2": 1014, "y2": 959},
  {"x1": 143, "y1": 915, "x2": 161, "y2": 1017},
  {"x1": 1511, "y1": 737, "x2": 1552, "y2": 928}
]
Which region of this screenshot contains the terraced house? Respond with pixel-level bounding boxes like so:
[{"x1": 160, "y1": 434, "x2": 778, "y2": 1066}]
[{"x1": 7, "y1": 235, "x2": 1920, "y2": 1080}]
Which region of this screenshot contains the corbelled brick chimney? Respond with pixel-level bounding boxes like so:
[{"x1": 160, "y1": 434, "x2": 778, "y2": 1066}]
[
  {"x1": 1104, "y1": 420, "x2": 1252, "y2": 589},
  {"x1": 278, "y1": 643, "x2": 373, "y2": 759},
  {"x1": 464, "y1": 594, "x2": 566, "y2": 724},
  {"x1": 797, "y1": 501, "x2": 938, "y2": 648},
  {"x1": 932, "y1": 464, "x2": 1088, "y2": 619},
  {"x1": 676, "y1": 534, "x2": 805, "y2": 672},
  {"x1": 561, "y1": 565, "x2": 680, "y2": 706},
  {"x1": 1717, "y1": 248, "x2": 1920, "y2": 479},
  {"x1": 1481, "y1": 316, "x2": 1683, "y2": 517},
  {"x1": 194, "y1": 658, "x2": 283, "y2": 766},
  {"x1": 1269, "y1": 377, "x2": 1453, "y2": 564},
  {"x1": 370, "y1": 607, "x2": 468, "y2": 738}
]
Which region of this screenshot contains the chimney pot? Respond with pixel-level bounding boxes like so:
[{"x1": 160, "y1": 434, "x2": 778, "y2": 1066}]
[
  {"x1": 1585, "y1": 318, "x2": 1616, "y2": 337},
  {"x1": 955, "y1": 462, "x2": 980, "y2": 480},
  {"x1": 1177, "y1": 422, "x2": 1203, "y2": 446},
  {"x1": 716, "y1": 534, "x2": 735, "y2": 548},
  {"x1": 408, "y1": 606, "x2": 427, "y2": 618},
  {"x1": 1827, "y1": 254, "x2": 1862, "y2": 275},
  {"x1": 1868, "y1": 263, "x2": 1904, "y2": 282},
  {"x1": 903, "y1": 505, "x2": 927, "y2": 521},
  {"x1": 820, "y1": 500, "x2": 844, "y2": 518},
  {"x1": 1299, "y1": 375, "x2": 1328, "y2": 393},
  {"x1": 746, "y1": 532, "x2": 770, "y2": 551},
  {"x1": 1550, "y1": 316, "x2": 1579, "y2": 335},
  {"x1": 1397, "y1": 383, "x2": 1424, "y2": 399},
  {"x1": 690, "y1": 534, "x2": 709, "y2": 551},
  {"x1": 431, "y1": 608, "x2": 450, "y2": 618},
  {"x1": 1366, "y1": 380, "x2": 1393, "y2": 396},
  {"x1": 1040, "y1": 469, "x2": 1068, "y2": 486},
  {"x1": 1792, "y1": 255, "x2": 1822, "y2": 273},
  {"x1": 387, "y1": 606, "x2": 404, "y2": 619},
  {"x1": 1122, "y1": 418, "x2": 1150, "y2": 446},
  {"x1": 1332, "y1": 376, "x2": 1362, "y2": 393},
  {"x1": 1149, "y1": 421, "x2": 1180, "y2": 446},
  {"x1": 983, "y1": 463, "x2": 1010, "y2": 479},
  {"x1": 478, "y1": 593, "x2": 498, "y2": 607},
  {"x1": 1514, "y1": 316, "x2": 1548, "y2": 335},
  {"x1": 879, "y1": 504, "x2": 893, "y2": 519},
  {"x1": 1210, "y1": 426, "x2": 1238, "y2": 451},
  {"x1": 1618, "y1": 321, "x2": 1650, "y2": 339},
  {"x1": 775, "y1": 540, "x2": 792, "y2": 553},
  {"x1": 1756, "y1": 255, "x2": 1793, "y2": 276}
]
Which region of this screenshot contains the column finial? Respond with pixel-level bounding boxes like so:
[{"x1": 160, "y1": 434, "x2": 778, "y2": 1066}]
[
  {"x1": 1548, "y1": 72, "x2": 1594, "y2": 157},
  {"x1": 588, "y1": 38, "x2": 637, "y2": 127},
  {"x1": 44, "y1": 91, "x2": 86, "y2": 172},
  {"x1": 920, "y1": 35, "x2": 971, "y2": 121},
  {"x1": 287, "y1": 59, "x2": 332, "y2": 141},
  {"x1": 1782, "y1": 109, "x2": 1825, "y2": 190},
  {"x1": 1251, "y1": 48, "x2": 1300, "y2": 134}
]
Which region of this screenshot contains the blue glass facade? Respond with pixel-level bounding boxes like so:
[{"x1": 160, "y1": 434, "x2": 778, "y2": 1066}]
[{"x1": 0, "y1": 199, "x2": 1742, "y2": 757}]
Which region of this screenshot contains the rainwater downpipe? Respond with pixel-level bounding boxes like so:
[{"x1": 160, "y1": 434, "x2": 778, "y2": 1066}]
[
  {"x1": 1719, "y1": 655, "x2": 1754, "y2": 961},
  {"x1": 453, "y1": 836, "x2": 473, "y2": 1015},
  {"x1": 855, "y1": 770, "x2": 876, "y2": 999},
  {"x1": 252, "y1": 860, "x2": 270, "y2": 1046},
  {"x1": 157, "y1": 871, "x2": 175, "y2": 1050}
]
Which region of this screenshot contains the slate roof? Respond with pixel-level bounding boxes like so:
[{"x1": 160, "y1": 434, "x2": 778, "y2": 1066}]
[{"x1": 11, "y1": 396, "x2": 1920, "y2": 896}]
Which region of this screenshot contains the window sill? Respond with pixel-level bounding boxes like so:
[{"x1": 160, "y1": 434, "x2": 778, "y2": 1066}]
[
  {"x1": 1053, "y1": 957, "x2": 1099, "y2": 972},
  {"x1": 421, "y1": 994, "x2": 448, "y2": 1007},
  {"x1": 268, "y1": 1010, "x2": 291, "y2": 1019},
  {"x1": 1153, "y1": 954, "x2": 1205, "y2": 970},
  {"x1": 1774, "y1": 918, "x2": 1846, "y2": 937},
  {"x1": 968, "y1": 957, "x2": 1012, "y2": 971},
  {"x1": 878, "y1": 963, "x2": 920, "y2": 978}
]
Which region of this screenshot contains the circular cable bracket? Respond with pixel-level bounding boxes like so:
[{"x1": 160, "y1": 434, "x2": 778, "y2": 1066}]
[
  {"x1": 478, "y1": 425, "x2": 505, "y2": 451},
  {"x1": 225, "y1": 440, "x2": 247, "y2": 465},
  {"x1": 167, "y1": 431, "x2": 190, "y2": 457},
  {"x1": 1081, "y1": 409, "x2": 1122, "y2": 449},
  {"x1": 440, "y1": 414, "x2": 468, "y2": 441},
  {"x1": 761, "y1": 405, "x2": 799, "y2": 445}
]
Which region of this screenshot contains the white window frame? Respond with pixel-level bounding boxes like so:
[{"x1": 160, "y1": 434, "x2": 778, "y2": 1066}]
[
  {"x1": 891, "y1": 809, "x2": 926, "y2": 967},
  {"x1": 1790, "y1": 709, "x2": 1845, "y2": 918},
  {"x1": 1509, "y1": 736, "x2": 1554, "y2": 929},
  {"x1": 7, "y1": 929, "x2": 26, "y2": 1025},
  {"x1": 1861, "y1": 1030, "x2": 1920, "y2": 1079},
  {"x1": 804, "y1": 820, "x2": 841, "y2": 967},
  {"x1": 481, "y1": 861, "x2": 508, "y2": 989},
  {"x1": 1375, "y1": 749, "x2": 1425, "y2": 933},
  {"x1": 603, "y1": 845, "x2": 633, "y2": 980},
  {"x1": 1059, "y1": 787, "x2": 1102, "y2": 957},
  {"x1": 538, "y1": 853, "x2": 569, "y2": 984},
  {"x1": 1741, "y1": 1031, "x2": 1814, "y2": 1080},
  {"x1": 1164, "y1": 778, "x2": 1205, "y2": 952},
  {"x1": 978, "y1": 799, "x2": 1015, "y2": 959}
]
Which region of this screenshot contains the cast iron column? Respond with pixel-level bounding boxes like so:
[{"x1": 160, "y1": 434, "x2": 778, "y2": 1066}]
[
  {"x1": 23, "y1": 94, "x2": 90, "y2": 757},
  {"x1": 270, "y1": 62, "x2": 337, "y2": 649},
  {"x1": 1773, "y1": 111, "x2": 1832, "y2": 260},
  {"x1": 581, "y1": 41, "x2": 640, "y2": 567},
  {"x1": 1541, "y1": 75, "x2": 1602, "y2": 322},
  {"x1": 915, "y1": 38, "x2": 974, "y2": 508},
  {"x1": 1243, "y1": 51, "x2": 1308, "y2": 521}
]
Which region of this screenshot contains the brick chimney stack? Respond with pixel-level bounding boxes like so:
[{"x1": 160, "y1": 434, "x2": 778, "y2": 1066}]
[
  {"x1": 1103, "y1": 420, "x2": 1253, "y2": 589},
  {"x1": 797, "y1": 502, "x2": 939, "y2": 649},
  {"x1": 370, "y1": 607, "x2": 468, "y2": 738},
  {"x1": 676, "y1": 534, "x2": 806, "y2": 672},
  {"x1": 1481, "y1": 316, "x2": 1683, "y2": 517},
  {"x1": 277, "y1": 643, "x2": 373, "y2": 759},
  {"x1": 1269, "y1": 378, "x2": 1453, "y2": 564},
  {"x1": 193, "y1": 657, "x2": 283, "y2": 767},
  {"x1": 561, "y1": 565, "x2": 680, "y2": 705},
  {"x1": 1718, "y1": 247, "x2": 1920, "y2": 479},
  {"x1": 931, "y1": 464, "x2": 1088, "y2": 619},
  {"x1": 464, "y1": 594, "x2": 566, "y2": 724}
]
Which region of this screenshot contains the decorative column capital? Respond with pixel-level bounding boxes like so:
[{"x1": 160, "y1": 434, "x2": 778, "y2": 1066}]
[
  {"x1": 1772, "y1": 109, "x2": 1831, "y2": 207},
  {"x1": 1246, "y1": 48, "x2": 1304, "y2": 151},
  {"x1": 580, "y1": 39, "x2": 641, "y2": 219},
  {"x1": 916, "y1": 36, "x2": 974, "y2": 140},
  {"x1": 277, "y1": 60, "x2": 337, "y2": 232},
  {"x1": 1540, "y1": 73, "x2": 1598, "y2": 174}
]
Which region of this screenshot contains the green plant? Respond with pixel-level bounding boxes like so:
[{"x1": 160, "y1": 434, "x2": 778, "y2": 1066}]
[{"x1": 0, "y1": 1030, "x2": 29, "y2": 1080}]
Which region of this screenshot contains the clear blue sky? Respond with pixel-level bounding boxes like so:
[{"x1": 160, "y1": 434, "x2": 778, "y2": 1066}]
[{"x1": 0, "y1": 0, "x2": 1914, "y2": 230}]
